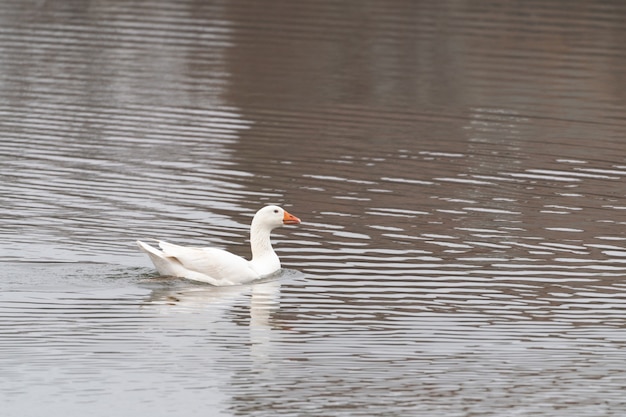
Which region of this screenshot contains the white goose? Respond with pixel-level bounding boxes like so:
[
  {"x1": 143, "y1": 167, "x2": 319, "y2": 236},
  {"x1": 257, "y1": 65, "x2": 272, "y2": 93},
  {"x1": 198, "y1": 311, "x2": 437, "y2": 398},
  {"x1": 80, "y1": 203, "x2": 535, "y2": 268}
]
[{"x1": 137, "y1": 205, "x2": 301, "y2": 286}]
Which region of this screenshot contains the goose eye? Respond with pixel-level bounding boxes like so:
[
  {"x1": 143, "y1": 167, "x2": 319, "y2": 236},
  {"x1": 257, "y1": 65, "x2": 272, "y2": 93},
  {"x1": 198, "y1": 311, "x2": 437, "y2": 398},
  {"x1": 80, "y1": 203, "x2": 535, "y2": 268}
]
[{"x1": 273, "y1": 209, "x2": 279, "y2": 214}]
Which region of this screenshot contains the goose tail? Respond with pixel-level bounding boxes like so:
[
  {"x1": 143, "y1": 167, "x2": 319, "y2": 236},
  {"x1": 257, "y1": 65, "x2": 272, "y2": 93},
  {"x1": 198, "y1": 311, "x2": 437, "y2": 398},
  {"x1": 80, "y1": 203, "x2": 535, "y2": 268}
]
[{"x1": 136, "y1": 240, "x2": 182, "y2": 277}]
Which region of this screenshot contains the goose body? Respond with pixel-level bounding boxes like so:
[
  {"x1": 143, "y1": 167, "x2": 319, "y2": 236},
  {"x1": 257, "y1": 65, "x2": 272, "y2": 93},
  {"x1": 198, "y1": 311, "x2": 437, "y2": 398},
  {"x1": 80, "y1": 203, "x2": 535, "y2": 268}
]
[{"x1": 137, "y1": 205, "x2": 301, "y2": 286}]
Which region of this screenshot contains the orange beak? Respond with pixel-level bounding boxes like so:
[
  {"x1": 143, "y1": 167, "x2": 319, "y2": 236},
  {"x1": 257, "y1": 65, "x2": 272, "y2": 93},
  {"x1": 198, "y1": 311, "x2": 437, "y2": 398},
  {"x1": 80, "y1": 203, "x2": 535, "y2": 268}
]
[{"x1": 283, "y1": 210, "x2": 301, "y2": 225}]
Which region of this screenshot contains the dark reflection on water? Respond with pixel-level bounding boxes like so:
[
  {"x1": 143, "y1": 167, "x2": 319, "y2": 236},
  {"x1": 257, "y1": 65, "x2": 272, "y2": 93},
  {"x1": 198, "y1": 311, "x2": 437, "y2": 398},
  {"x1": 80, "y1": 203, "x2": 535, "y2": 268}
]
[{"x1": 2, "y1": 0, "x2": 626, "y2": 416}]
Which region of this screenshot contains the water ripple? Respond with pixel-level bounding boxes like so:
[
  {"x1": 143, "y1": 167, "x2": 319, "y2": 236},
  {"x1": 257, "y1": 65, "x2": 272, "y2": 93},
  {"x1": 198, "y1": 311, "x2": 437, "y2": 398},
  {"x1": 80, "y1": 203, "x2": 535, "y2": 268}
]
[{"x1": 3, "y1": 0, "x2": 626, "y2": 416}]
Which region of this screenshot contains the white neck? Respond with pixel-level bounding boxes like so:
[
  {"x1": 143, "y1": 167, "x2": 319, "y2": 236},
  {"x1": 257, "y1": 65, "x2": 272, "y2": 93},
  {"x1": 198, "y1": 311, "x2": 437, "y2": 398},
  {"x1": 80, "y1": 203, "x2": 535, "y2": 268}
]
[{"x1": 249, "y1": 219, "x2": 280, "y2": 275}]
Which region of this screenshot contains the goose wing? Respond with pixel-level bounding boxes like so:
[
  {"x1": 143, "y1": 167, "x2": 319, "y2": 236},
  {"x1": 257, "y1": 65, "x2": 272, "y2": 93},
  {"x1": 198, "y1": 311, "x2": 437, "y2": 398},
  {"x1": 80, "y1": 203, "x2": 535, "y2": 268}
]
[{"x1": 158, "y1": 241, "x2": 258, "y2": 285}]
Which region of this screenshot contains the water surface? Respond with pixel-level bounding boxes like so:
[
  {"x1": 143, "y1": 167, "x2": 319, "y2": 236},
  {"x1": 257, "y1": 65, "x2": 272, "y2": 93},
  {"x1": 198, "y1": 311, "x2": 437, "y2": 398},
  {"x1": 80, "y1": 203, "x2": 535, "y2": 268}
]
[{"x1": 2, "y1": 1, "x2": 626, "y2": 416}]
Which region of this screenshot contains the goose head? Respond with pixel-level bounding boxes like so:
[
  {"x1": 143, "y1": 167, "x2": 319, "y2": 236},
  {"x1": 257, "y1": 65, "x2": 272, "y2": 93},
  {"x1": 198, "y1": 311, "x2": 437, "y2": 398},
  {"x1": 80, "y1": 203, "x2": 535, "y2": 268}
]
[{"x1": 252, "y1": 205, "x2": 301, "y2": 230}]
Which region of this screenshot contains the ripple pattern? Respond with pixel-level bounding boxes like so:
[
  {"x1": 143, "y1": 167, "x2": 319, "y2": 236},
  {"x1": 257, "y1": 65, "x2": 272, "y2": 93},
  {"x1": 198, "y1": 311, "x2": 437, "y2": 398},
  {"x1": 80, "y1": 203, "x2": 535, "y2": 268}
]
[{"x1": 2, "y1": 1, "x2": 626, "y2": 416}]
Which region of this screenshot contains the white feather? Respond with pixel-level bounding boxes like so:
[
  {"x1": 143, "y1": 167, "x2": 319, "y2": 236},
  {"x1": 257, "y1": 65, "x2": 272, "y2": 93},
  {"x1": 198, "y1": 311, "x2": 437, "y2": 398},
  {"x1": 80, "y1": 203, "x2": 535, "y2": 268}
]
[{"x1": 136, "y1": 205, "x2": 301, "y2": 286}]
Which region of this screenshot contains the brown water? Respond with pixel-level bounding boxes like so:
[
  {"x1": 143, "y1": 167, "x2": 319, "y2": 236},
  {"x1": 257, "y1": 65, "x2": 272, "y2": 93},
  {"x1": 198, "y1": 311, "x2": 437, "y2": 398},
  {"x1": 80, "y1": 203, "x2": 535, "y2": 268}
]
[{"x1": 2, "y1": 1, "x2": 626, "y2": 416}]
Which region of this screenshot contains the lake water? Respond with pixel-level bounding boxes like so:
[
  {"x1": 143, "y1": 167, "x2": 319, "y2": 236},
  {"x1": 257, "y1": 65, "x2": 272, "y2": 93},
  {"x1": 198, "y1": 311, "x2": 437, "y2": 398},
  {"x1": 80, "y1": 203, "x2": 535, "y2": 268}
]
[{"x1": 2, "y1": 1, "x2": 626, "y2": 416}]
